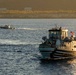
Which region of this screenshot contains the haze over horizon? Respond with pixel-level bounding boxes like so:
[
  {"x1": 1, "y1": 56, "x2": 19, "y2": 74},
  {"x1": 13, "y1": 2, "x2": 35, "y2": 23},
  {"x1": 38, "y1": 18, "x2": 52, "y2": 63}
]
[{"x1": 0, "y1": 0, "x2": 76, "y2": 10}]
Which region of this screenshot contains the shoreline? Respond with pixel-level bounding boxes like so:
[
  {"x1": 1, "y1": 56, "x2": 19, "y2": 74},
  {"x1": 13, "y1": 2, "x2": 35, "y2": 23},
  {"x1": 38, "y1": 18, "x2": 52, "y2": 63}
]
[{"x1": 0, "y1": 10, "x2": 76, "y2": 18}]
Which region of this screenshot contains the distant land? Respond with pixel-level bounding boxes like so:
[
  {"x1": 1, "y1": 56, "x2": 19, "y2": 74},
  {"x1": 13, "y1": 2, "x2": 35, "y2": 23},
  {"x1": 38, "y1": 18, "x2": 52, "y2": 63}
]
[{"x1": 0, "y1": 0, "x2": 76, "y2": 18}]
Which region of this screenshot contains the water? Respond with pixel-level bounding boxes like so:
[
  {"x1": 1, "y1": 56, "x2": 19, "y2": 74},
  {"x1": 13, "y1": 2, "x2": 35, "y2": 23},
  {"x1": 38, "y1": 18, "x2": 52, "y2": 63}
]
[{"x1": 0, "y1": 19, "x2": 76, "y2": 75}]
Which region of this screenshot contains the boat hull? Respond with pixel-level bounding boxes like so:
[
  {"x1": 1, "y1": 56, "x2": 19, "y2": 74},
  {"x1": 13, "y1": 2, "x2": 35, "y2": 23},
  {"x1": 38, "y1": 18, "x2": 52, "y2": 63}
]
[{"x1": 39, "y1": 44, "x2": 76, "y2": 60}]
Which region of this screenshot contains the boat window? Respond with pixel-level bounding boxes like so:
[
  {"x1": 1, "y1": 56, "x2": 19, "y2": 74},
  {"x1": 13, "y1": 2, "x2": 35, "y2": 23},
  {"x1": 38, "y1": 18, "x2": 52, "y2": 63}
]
[
  {"x1": 74, "y1": 46, "x2": 76, "y2": 48},
  {"x1": 63, "y1": 44, "x2": 66, "y2": 47},
  {"x1": 49, "y1": 31, "x2": 61, "y2": 40}
]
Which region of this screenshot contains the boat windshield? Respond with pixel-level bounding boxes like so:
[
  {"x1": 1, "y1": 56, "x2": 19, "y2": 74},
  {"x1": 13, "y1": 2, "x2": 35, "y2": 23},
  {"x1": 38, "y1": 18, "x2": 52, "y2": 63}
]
[{"x1": 49, "y1": 31, "x2": 61, "y2": 39}]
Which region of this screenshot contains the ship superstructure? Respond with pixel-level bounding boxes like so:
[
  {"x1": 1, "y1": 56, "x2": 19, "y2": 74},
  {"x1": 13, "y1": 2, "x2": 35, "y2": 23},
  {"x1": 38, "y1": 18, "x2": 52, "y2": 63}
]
[{"x1": 39, "y1": 26, "x2": 76, "y2": 60}]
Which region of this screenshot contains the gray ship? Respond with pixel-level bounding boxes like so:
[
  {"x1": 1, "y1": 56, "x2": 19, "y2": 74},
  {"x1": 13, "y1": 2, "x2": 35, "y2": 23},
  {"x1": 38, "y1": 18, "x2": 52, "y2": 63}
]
[
  {"x1": 39, "y1": 26, "x2": 76, "y2": 60},
  {"x1": 0, "y1": 25, "x2": 15, "y2": 29}
]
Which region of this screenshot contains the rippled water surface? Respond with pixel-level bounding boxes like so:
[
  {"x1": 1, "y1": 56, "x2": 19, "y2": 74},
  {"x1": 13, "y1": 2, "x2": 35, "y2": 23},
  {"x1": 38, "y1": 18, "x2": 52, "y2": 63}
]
[{"x1": 0, "y1": 19, "x2": 76, "y2": 75}]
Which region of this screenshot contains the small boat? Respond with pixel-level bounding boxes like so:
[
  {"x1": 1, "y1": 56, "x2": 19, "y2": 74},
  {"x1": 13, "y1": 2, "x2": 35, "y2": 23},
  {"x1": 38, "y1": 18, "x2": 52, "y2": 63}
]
[
  {"x1": 39, "y1": 26, "x2": 76, "y2": 60},
  {"x1": 0, "y1": 25, "x2": 15, "y2": 29}
]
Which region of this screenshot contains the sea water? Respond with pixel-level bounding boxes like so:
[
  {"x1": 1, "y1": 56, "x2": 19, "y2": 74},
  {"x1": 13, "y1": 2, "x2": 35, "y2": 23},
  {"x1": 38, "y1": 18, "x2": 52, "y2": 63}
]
[{"x1": 0, "y1": 19, "x2": 76, "y2": 75}]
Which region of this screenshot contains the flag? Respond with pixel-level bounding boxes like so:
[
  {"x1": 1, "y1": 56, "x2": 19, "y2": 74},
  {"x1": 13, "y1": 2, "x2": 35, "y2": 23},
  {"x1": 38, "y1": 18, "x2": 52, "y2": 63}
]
[
  {"x1": 70, "y1": 31, "x2": 74, "y2": 35},
  {"x1": 70, "y1": 31, "x2": 75, "y2": 37}
]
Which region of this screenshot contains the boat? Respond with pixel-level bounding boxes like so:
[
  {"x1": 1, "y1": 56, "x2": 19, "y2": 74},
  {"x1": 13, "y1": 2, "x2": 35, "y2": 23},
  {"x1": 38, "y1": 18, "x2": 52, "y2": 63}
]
[
  {"x1": 0, "y1": 25, "x2": 15, "y2": 29},
  {"x1": 39, "y1": 26, "x2": 76, "y2": 60}
]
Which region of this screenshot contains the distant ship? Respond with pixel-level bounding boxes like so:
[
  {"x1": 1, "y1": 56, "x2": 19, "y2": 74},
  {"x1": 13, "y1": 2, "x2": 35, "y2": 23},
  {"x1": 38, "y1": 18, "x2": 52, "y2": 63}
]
[
  {"x1": 39, "y1": 26, "x2": 76, "y2": 60},
  {"x1": 0, "y1": 25, "x2": 15, "y2": 29}
]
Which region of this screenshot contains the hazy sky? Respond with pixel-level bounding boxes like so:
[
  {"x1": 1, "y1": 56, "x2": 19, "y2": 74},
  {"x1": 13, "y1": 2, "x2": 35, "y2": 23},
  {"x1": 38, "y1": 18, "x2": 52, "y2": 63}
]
[{"x1": 0, "y1": 0, "x2": 76, "y2": 10}]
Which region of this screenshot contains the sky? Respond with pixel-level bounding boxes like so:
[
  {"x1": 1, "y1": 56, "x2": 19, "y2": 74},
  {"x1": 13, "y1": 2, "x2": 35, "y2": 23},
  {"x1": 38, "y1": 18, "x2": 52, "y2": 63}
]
[{"x1": 0, "y1": 0, "x2": 76, "y2": 10}]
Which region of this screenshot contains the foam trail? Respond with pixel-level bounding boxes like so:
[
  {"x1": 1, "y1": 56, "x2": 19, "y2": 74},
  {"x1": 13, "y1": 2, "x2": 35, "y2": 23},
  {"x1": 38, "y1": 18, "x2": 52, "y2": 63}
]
[
  {"x1": 0, "y1": 39, "x2": 41, "y2": 45},
  {"x1": 17, "y1": 28, "x2": 47, "y2": 30}
]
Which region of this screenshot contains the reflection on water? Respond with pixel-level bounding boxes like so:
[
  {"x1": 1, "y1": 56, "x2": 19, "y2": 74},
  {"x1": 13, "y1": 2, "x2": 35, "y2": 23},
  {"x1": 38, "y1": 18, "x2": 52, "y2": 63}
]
[{"x1": 39, "y1": 59, "x2": 76, "y2": 75}]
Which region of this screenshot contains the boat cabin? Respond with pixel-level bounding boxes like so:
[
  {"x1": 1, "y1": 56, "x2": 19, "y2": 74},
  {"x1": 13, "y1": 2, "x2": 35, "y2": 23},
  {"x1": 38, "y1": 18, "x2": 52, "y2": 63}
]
[{"x1": 48, "y1": 27, "x2": 68, "y2": 40}]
